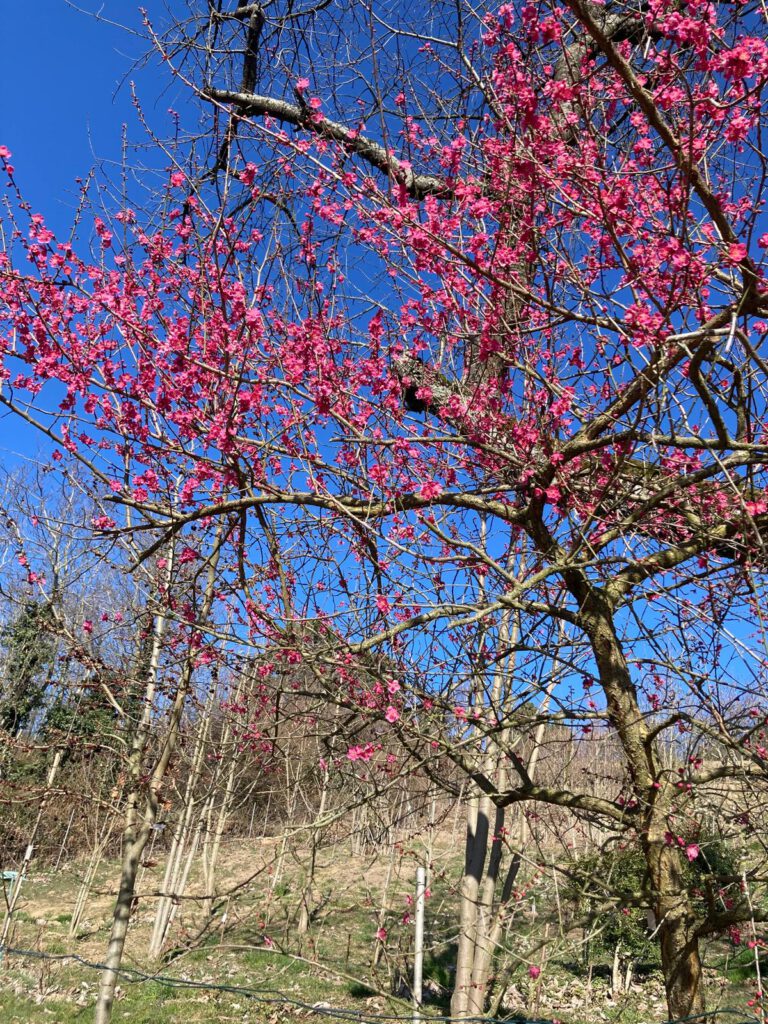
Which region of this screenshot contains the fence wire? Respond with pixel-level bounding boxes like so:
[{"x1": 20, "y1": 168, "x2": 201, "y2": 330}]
[{"x1": 0, "y1": 943, "x2": 762, "y2": 1024}]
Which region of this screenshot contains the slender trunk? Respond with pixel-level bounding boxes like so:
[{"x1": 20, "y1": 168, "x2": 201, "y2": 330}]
[
  {"x1": 160, "y1": 821, "x2": 203, "y2": 947},
  {"x1": 203, "y1": 679, "x2": 244, "y2": 904},
  {"x1": 94, "y1": 557, "x2": 174, "y2": 1024},
  {"x1": 94, "y1": 661, "x2": 196, "y2": 1023},
  {"x1": 372, "y1": 844, "x2": 396, "y2": 968},
  {"x1": 297, "y1": 721, "x2": 334, "y2": 936},
  {"x1": 149, "y1": 685, "x2": 213, "y2": 957},
  {"x1": 94, "y1": 533, "x2": 222, "y2": 1024},
  {"x1": 450, "y1": 789, "x2": 488, "y2": 1018},
  {"x1": 203, "y1": 762, "x2": 236, "y2": 900},
  {"x1": 54, "y1": 807, "x2": 76, "y2": 871},
  {"x1": 583, "y1": 597, "x2": 706, "y2": 1020},
  {"x1": 69, "y1": 818, "x2": 117, "y2": 937},
  {"x1": 199, "y1": 793, "x2": 218, "y2": 910}
]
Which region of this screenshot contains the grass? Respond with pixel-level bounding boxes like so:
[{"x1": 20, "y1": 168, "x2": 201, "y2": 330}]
[{"x1": 0, "y1": 837, "x2": 763, "y2": 1024}]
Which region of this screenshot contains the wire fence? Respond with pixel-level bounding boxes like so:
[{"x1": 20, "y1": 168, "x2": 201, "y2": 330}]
[{"x1": 0, "y1": 943, "x2": 762, "y2": 1024}]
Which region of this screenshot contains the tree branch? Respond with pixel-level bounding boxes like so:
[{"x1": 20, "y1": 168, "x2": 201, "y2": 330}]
[{"x1": 202, "y1": 87, "x2": 448, "y2": 199}]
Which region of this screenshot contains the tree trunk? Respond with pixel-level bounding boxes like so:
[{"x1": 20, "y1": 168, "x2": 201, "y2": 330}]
[
  {"x1": 450, "y1": 788, "x2": 487, "y2": 1018},
  {"x1": 1, "y1": 749, "x2": 63, "y2": 947},
  {"x1": 94, "y1": 831, "x2": 146, "y2": 1024},
  {"x1": 69, "y1": 817, "x2": 117, "y2": 937},
  {"x1": 149, "y1": 684, "x2": 213, "y2": 958},
  {"x1": 648, "y1": 840, "x2": 706, "y2": 1019},
  {"x1": 93, "y1": 575, "x2": 172, "y2": 1024},
  {"x1": 583, "y1": 596, "x2": 706, "y2": 1020},
  {"x1": 94, "y1": 532, "x2": 222, "y2": 1024}
]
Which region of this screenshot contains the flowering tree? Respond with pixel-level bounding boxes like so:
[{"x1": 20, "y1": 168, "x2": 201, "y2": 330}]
[{"x1": 4, "y1": 0, "x2": 768, "y2": 1018}]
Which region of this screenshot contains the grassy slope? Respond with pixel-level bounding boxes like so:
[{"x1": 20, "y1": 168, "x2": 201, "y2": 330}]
[{"x1": 0, "y1": 833, "x2": 761, "y2": 1023}]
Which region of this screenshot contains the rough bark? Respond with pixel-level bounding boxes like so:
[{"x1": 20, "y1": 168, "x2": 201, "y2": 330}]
[{"x1": 582, "y1": 594, "x2": 706, "y2": 1020}]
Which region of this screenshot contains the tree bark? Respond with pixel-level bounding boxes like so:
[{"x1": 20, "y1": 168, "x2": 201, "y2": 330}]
[
  {"x1": 647, "y1": 838, "x2": 706, "y2": 1019},
  {"x1": 583, "y1": 594, "x2": 706, "y2": 1020}
]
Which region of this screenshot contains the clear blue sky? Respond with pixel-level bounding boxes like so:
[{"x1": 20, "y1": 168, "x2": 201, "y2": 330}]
[
  {"x1": 0, "y1": 3, "x2": 181, "y2": 467},
  {"x1": 0, "y1": 3, "x2": 175, "y2": 232}
]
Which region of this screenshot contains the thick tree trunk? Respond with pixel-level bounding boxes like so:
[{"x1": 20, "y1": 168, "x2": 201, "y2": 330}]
[
  {"x1": 452, "y1": 607, "x2": 542, "y2": 1019},
  {"x1": 649, "y1": 840, "x2": 706, "y2": 1019}
]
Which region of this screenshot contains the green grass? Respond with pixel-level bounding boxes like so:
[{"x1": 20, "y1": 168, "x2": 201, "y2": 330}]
[
  {"x1": 0, "y1": 971, "x2": 286, "y2": 1024},
  {"x1": 0, "y1": 839, "x2": 764, "y2": 1024}
]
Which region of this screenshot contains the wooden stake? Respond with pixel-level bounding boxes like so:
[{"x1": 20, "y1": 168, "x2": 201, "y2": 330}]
[{"x1": 413, "y1": 865, "x2": 426, "y2": 1024}]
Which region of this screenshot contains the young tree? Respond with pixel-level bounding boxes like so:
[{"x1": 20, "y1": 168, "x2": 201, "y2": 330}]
[{"x1": 3, "y1": 1, "x2": 768, "y2": 1018}]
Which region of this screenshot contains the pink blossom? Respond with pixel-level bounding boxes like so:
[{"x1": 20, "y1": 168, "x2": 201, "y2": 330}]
[
  {"x1": 727, "y1": 242, "x2": 748, "y2": 264},
  {"x1": 347, "y1": 743, "x2": 375, "y2": 762},
  {"x1": 296, "y1": 77, "x2": 310, "y2": 93},
  {"x1": 686, "y1": 843, "x2": 700, "y2": 862},
  {"x1": 170, "y1": 171, "x2": 185, "y2": 187},
  {"x1": 82, "y1": 620, "x2": 94, "y2": 635},
  {"x1": 419, "y1": 480, "x2": 442, "y2": 500},
  {"x1": 91, "y1": 515, "x2": 116, "y2": 531},
  {"x1": 385, "y1": 706, "x2": 400, "y2": 723},
  {"x1": 240, "y1": 163, "x2": 258, "y2": 186},
  {"x1": 528, "y1": 965, "x2": 541, "y2": 980},
  {"x1": 375, "y1": 927, "x2": 387, "y2": 942}
]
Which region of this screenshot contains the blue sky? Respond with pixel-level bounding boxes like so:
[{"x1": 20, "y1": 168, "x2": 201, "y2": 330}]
[
  {"x1": 0, "y1": 3, "x2": 178, "y2": 466},
  {"x1": 2, "y1": 5, "x2": 146, "y2": 226}
]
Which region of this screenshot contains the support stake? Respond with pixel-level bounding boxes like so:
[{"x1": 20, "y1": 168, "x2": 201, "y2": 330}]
[{"x1": 413, "y1": 864, "x2": 426, "y2": 1023}]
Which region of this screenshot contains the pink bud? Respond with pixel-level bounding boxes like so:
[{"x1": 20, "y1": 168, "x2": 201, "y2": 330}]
[{"x1": 528, "y1": 965, "x2": 541, "y2": 980}]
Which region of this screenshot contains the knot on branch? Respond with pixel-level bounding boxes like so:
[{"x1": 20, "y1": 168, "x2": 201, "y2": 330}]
[{"x1": 391, "y1": 354, "x2": 456, "y2": 416}]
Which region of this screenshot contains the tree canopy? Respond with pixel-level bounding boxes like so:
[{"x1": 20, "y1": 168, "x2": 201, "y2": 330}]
[{"x1": 3, "y1": 1, "x2": 768, "y2": 1018}]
